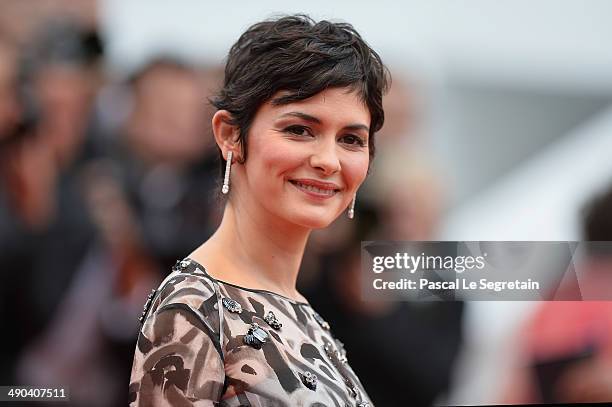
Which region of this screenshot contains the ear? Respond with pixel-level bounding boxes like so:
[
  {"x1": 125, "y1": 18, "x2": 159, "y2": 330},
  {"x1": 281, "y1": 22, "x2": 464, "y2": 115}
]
[{"x1": 212, "y1": 110, "x2": 242, "y2": 162}]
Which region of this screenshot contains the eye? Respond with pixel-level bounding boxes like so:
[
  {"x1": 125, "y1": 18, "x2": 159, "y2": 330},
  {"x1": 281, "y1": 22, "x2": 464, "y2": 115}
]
[
  {"x1": 340, "y1": 134, "x2": 367, "y2": 147},
  {"x1": 284, "y1": 125, "x2": 312, "y2": 137}
]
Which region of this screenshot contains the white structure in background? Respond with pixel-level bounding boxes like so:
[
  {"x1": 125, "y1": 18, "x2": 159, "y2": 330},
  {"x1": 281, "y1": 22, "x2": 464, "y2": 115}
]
[{"x1": 442, "y1": 107, "x2": 612, "y2": 405}]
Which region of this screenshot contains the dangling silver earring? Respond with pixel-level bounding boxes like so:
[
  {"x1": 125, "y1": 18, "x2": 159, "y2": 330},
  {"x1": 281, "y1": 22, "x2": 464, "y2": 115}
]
[
  {"x1": 222, "y1": 150, "x2": 233, "y2": 194},
  {"x1": 348, "y1": 195, "x2": 356, "y2": 219}
]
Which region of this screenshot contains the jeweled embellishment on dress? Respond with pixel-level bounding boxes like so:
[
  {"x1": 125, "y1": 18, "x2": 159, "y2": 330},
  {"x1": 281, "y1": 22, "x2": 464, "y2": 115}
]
[
  {"x1": 222, "y1": 297, "x2": 243, "y2": 313},
  {"x1": 324, "y1": 343, "x2": 335, "y2": 358},
  {"x1": 325, "y1": 342, "x2": 363, "y2": 401},
  {"x1": 345, "y1": 378, "x2": 358, "y2": 398},
  {"x1": 138, "y1": 288, "x2": 157, "y2": 324},
  {"x1": 300, "y1": 371, "x2": 317, "y2": 391},
  {"x1": 172, "y1": 259, "x2": 190, "y2": 272},
  {"x1": 335, "y1": 338, "x2": 348, "y2": 364},
  {"x1": 356, "y1": 401, "x2": 370, "y2": 407},
  {"x1": 244, "y1": 322, "x2": 269, "y2": 349},
  {"x1": 312, "y1": 310, "x2": 330, "y2": 330},
  {"x1": 264, "y1": 310, "x2": 282, "y2": 330},
  {"x1": 324, "y1": 341, "x2": 348, "y2": 365}
]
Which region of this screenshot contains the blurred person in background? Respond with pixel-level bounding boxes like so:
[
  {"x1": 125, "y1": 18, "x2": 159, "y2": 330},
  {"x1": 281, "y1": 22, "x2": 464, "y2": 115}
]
[
  {"x1": 0, "y1": 19, "x2": 102, "y2": 385},
  {"x1": 13, "y1": 53, "x2": 220, "y2": 405},
  {"x1": 22, "y1": 19, "x2": 105, "y2": 171},
  {"x1": 110, "y1": 57, "x2": 220, "y2": 272},
  {"x1": 0, "y1": 28, "x2": 38, "y2": 387},
  {"x1": 0, "y1": 17, "x2": 145, "y2": 407},
  {"x1": 503, "y1": 183, "x2": 612, "y2": 404},
  {"x1": 6, "y1": 18, "x2": 105, "y2": 327}
]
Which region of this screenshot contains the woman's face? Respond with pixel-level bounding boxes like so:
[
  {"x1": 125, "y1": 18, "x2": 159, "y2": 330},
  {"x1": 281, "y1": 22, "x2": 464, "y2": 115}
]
[{"x1": 234, "y1": 87, "x2": 371, "y2": 229}]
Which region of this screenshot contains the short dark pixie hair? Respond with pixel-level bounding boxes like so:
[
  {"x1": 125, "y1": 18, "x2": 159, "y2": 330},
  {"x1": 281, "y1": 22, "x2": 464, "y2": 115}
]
[{"x1": 210, "y1": 14, "x2": 390, "y2": 174}]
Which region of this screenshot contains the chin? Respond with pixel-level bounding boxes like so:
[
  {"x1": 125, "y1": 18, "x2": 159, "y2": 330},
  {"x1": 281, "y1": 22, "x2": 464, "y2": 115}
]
[{"x1": 287, "y1": 209, "x2": 338, "y2": 230}]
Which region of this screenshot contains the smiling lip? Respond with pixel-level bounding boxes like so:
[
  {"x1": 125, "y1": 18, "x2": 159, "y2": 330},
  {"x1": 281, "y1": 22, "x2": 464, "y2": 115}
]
[{"x1": 289, "y1": 178, "x2": 341, "y2": 199}]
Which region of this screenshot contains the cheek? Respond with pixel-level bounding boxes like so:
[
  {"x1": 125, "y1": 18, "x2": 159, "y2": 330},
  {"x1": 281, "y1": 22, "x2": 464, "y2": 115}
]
[
  {"x1": 342, "y1": 154, "x2": 370, "y2": 189},
  {"x1": 248, "y1": 139, "x2": 305, "y2": 184}
]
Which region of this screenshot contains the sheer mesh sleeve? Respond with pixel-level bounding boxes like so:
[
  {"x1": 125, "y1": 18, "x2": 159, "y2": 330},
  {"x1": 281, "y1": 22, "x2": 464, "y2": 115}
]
[{"x1": 129, "y1": 273, "x2": 225, "y2": 406}]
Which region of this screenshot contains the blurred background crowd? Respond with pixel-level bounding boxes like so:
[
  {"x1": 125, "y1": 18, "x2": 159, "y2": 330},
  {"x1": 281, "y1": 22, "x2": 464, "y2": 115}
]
[{"x1": 1, "y1": 1, "x2": 612, "y2": 406}]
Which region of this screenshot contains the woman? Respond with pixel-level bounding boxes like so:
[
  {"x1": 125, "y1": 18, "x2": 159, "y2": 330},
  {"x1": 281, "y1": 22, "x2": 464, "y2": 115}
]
[{"x1": 129, "y1": 14, "x2": 389, "y2": 406}]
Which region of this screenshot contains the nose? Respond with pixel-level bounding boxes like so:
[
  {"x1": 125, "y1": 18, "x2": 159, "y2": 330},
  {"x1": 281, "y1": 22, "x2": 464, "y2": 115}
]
[{"x1": 309, "y1": 138, "x2": 341, "y2": 176}]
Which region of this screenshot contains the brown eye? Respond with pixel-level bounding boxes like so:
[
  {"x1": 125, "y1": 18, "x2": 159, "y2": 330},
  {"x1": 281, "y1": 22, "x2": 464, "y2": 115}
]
[
  {"x1": 284, "y1": 125, "x2": 312, "y2": 137},
  {"x1": 341, "y1": 134, "x2": 366, "y2": 147}
]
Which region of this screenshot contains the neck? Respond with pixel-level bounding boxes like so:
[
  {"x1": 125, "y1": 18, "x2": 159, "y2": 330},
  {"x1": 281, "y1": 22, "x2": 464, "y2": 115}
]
[{"x1": 192, "y1": 198, "x2": 311, "y2": 301}]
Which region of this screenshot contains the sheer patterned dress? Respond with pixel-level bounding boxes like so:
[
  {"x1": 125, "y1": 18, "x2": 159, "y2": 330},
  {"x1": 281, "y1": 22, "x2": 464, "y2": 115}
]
[{"x1": 129, "y1": 258, "x2": 373, "y2": 406}]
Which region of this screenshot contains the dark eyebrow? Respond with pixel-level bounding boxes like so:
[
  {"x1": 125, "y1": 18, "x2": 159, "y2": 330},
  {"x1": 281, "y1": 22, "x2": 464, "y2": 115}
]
[
  {"x1": 279, "y1": 111, "x2": 370, "y2": 133},
  {"x1": 279, "y1": 111, "x2": 321, "y2": 124},
  {"x1": 343, "y1": 124, "x2": 370, "y2": 133}
]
